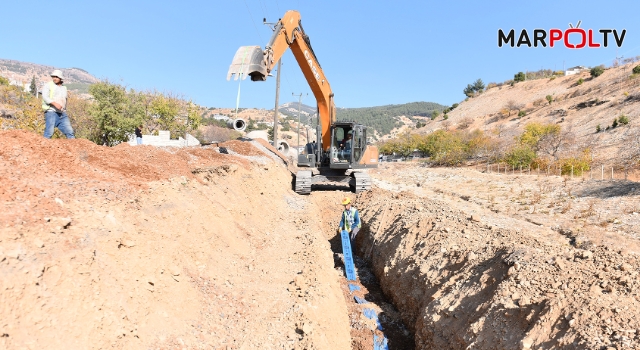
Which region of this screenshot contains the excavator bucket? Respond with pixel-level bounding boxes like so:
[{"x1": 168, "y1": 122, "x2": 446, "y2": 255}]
[{"x1": 226, "y1": 46, "x2": 269, "y2": 81}]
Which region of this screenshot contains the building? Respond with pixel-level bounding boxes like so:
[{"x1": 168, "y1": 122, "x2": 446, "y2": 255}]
[
  {"x1": 565, "y1": 66, "x2": 588, "y2": 76},
  {"x1": 127, "y1": 130, "x2": 200, "y2": 147}
]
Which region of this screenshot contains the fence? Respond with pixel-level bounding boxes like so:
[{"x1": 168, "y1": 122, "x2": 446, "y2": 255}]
[{"x1": 475, "y1": 162, "x2": 640, "y2": 182}]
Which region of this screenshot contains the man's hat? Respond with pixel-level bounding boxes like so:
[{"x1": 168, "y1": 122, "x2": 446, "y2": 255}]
[
  {"x1": 50, "y1": 69, "x2": 64, "y2": 80},
  {"x1": 341, "y1": 197, "x2": 351, "y2": 205}
]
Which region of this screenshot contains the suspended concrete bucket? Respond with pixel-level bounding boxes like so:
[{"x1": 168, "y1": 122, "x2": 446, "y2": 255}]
[{"x1": 227, "y1": 46, "x2": 268, "y2": 82}]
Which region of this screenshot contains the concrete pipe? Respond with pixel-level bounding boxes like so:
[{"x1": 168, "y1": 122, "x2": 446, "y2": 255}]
[
  {"x1": 227, "y1": 118, "x2": 246, "y2": 132},
  {"x1": 277, "y1": 140, "x2": 290, "y2": 155}
]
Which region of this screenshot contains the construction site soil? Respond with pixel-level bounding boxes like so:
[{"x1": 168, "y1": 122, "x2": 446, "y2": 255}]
[{"x1": 2, "y1": 130, "x2": 640, "y2": 349}]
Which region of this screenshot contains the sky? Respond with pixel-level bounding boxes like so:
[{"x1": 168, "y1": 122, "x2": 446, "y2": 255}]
[{"x1": 2, "y1": 0, "x2": 639, "y2": 109}]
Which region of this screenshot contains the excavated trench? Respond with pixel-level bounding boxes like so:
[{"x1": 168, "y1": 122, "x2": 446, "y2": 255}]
[{"x1": 348, "y1": 187, "x2": 640, "y2": 350}]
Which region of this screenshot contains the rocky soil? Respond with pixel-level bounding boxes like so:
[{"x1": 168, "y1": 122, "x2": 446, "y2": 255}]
[{"x1": 355, "y1": 163, "x2": 640, "y2": 349}]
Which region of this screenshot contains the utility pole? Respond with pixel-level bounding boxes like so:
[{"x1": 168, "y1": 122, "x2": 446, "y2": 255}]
[
  {"x1": 264, "y1": 18, "x2": 281, "y2": 148},
  {"x1": 273, "y1": 59, "x2": 281, "y2": 147},
  {"x1": 292, "y1": 92, "x2": 307, "y2": 150}
]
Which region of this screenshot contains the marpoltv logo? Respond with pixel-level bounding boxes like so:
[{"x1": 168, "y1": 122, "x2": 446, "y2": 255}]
[{"x1": 498, "y1": 21, "x2": 626, "y2": 49}]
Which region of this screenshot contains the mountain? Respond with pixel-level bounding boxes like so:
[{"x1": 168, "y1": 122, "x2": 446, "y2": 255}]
[
  {"x1": 276, "y1": 101, "x2": 447, "y2": 138},
  {"x1": 0, "y1": 58, "x2": 99, "y2": 94}
]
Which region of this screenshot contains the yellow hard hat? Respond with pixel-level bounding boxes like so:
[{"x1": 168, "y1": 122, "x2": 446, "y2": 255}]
[{"x1": 341, "y1": 197, "x2": 351, "y2": 205}]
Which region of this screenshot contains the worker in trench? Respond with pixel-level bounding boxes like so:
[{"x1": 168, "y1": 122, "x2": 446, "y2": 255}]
[{"x1": 338, "y1": 197, "x2": 361, "y2": 246}]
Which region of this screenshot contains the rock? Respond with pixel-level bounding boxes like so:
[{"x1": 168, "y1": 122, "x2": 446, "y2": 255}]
[
  {"x1": 467, "y1": 252, "x2": 477, "y2": 261},
  {"x1": 555, "y1": 259, "x2": 565, "y2": 270},
  {"x1": 34, "y1": 239, "x2": 44, "y2": 248},
  {"x1": 514, "y1": 262, "x2": 522, "y2": 271},
  {"x1": 54, "y1": 198, "x2": 64, "y2": 206},
  {"x1": 172, "y1": 275, "x2": 180, "y2": 282},
  {"x1": 169, "y1": 266, "x2": 181, "y2": 276},
  {"x1": 521, "y1": 338, "x2": 533, "y2": 349},
  {"x1": 569, "y1": 319, "x2": 576, "y2": 327},
  {"x1": 470, "y1": 215, "x2": 480, "y2": 222},
  {"x1": 59, "y1": 217, "x2": 72, "y2": 228},
  {"x1": 122, "y1": 240, "x2": 136, "y2": 248},
  {"x1": 44, "y1": 217, "x2": 51, "y2": 222},
  {"x1": 620, "y1": 263, "x2": 633, "y2": 272},
  {"x1": 6, "y1": 250, "x2": 20, "y2": 260},
  {"x1": 302, "y1": 323, "x2": 313, "y2": 334}
]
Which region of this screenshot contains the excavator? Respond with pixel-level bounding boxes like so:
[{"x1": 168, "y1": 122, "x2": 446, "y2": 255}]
[{"x1": 227, "y1": 10, "x2": 378, "y2": 195}]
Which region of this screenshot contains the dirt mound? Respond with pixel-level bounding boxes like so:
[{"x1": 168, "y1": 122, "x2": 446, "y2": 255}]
[
  {"x1": 0, "y1": 130, "x2": 350, "y2": 349},
  {"x1": 356, "y1": 186, "x2": 640, "y2": 349}
]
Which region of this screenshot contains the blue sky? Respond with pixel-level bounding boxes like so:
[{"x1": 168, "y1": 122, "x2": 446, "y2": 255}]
[{"x1": 1, "y1": 0, "x2": 639, "y2": 109}]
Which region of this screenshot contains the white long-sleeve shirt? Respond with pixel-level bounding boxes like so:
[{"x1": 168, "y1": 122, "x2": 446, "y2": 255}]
[{"x1": 42, "y1": 82, "x2": 67, "y2": 112}]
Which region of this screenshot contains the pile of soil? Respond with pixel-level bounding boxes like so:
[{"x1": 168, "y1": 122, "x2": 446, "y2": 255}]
[{"x1": 0, "y1": 130, "x2": 351, "y2": 349}]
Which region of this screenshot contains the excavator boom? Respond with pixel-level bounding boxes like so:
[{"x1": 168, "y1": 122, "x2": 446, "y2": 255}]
[{"x1": 227, "y1": 10, "x2": 335, "y2": 151}]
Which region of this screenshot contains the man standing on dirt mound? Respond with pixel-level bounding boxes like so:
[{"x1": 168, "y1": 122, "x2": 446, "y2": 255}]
[
  {"x1": 42, "y1": 70, "x2": 75, "y2": 139},
  {"x1": 338, "y1": 197, "x2": 361, "y2": 245}
]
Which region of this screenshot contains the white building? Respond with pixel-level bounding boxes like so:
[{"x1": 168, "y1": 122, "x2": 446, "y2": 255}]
[
  {"x1": 128, "y1": 130, "x2": 200, "y2": 147},
  {"x1": 565, "y1": 66, "x2": 588, "y2": 76}
]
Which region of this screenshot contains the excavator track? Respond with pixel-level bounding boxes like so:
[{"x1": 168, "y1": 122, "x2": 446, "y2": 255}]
[
  {"x1": 350, "y1": 172, "x2": 371, "y2": 193},
  {"x1": 295, "y1": 170, "x2": 312, "y2": 195}
]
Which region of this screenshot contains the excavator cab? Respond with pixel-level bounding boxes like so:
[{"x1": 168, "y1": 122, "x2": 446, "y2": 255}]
[{"x1": 329, "y1": 122, "x2": 366, "y2": 168}]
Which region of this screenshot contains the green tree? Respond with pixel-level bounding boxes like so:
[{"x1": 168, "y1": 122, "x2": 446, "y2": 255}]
[
  {"x1": 29, "y1": 76, "x2": 37, "y2": 96},
  {"x1": 431, "y1": 110, "x2": 440, "y2": 120},
  {"x1": 514, "y1": 72, "x2": 526, "y2": 82},
  {"x1": 519, "y1": 122, "x2": 560, "y2": 151},
  {"x1": 633, "y1": 65, "x2": 640, "y2": 74},
  {"x1": 590, "y1": 65, "x2": 605, "y2": 78},
  {"x1": 473, "y1": 79, "x2": 485, "y2": 93},
  {"x1": 89, "y1": 81, "x2": 144, "y2": 146},
  {"x1": 504, "y1": 145, "x2": 536, "y2": 168}
]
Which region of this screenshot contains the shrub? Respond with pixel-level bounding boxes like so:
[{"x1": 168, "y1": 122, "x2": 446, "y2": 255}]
[
  {"x1": 443, "y1": 114, "x2": 449, "y2": 120},
  {"x1": 577, "y1": 78, "x2": 584, "y2": 85},
  {"x1": 487, "y1": 82, "x2": 498, "y2": 89},
  {"x1": 559, "y1": 151, "x2": 591, "y2": 176},
  {"x1": 518, "y1": 110, "x2": 526, "y2": 117},
  {"x1": 504, "y1": 145, "x2": 536, "y2": 168},
  {"x1": 431, "y1": 110, "x2": 440, "y2": 120},
  {"x1": 0, "y1": 76, "x2": 8, "y2": 86},
  {"x1": 549, "y1": 76, "x2": 556, "y2": 81},
  {"x1": 451, "y1": 103, "x2": 459, "y2": 109},
  {"x1": 612, "y1": 118, "x2": 618, "y2": 128},
  {"x1": 546, "y1": 95, "x2": 553, "y2": 105},
  {"x1": 554, "y1": 70, "x2": 565, "y2": 76},
  {"x1": 596, "y1": 124, "x2": 601, "y2": 133},
  {"x1": 533, "y1": 98, "x2": 545, "y2": 107},
  {"x1": 590, "y1": 65, "x2": 605, "y2": 78},
  {"x1": 514, "y1": 72, "x2": 526, "y2": 82},
  {"x1": 633, "y1": 65, "x2": 640, "y2": 74},
  {"x1": 618, "y1": 115, "x2": 629, "y2": 125}
]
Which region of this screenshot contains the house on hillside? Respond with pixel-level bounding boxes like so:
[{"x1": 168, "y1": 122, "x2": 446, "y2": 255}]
[
  {"x1": 213, "y1": 114, "x2": 230, "y2": 121},
  {"x1": 565, "y1": 66, "x2": 588, "y2": 76}
]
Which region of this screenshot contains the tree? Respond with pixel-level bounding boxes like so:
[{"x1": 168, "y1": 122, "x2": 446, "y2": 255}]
[
  {"x1": 590, "y1": 65, "x2": 605, "y2": 78},
  {"x1": 514, "y1": 72, "x2": 526, "y2": 82},
  {"x1": 89, "y1": 81, "x2": 144, "y2": 146},
  {"x1": 463, "y1": 84, "x2": 475, "y2": 97},
  {"x1": 29, "y1": 76, "x2": 37, "y2": 96},
  {"x1": 431, "y1": 110, "x2": 440, "y2": 120},
  {"x1": 633, "y1": 65, "x2": 640, "y2": 74},
  {"x1": 473, "y1": 79, "x2": 485, "y2": 93}
]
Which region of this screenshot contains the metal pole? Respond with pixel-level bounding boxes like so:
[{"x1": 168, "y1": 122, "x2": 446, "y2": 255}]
[
  {"x1": 292, "y1": 92, "x2": 307, "y2": 151},
  {"x1": 272, "y1": 59, "x2": 281, "y2": 147}
]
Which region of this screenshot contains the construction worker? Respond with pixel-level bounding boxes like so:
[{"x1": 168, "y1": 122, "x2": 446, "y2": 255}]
[
  {"x1": 338, "y1": 197, "x2": 361, "y2": 244},
  {"x1": 42, "y1": 69, "x2": 75, "y2": 139}
]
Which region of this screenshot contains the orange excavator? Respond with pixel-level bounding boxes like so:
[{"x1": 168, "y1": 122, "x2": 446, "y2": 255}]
[{"x1": 227, "y1": 10, "x2": 378, "y2": 194}]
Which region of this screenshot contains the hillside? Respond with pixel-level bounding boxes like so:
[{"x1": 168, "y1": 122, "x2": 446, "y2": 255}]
[
  {"x1": 206, "y1": 101, "x2": 446, "y2": 140},
  {"x1": 0, "y1": 58, "x2": 99, "y2": 94},
  {"x1": 414, "y1": 62, "x2": 640, "y2": 168}
]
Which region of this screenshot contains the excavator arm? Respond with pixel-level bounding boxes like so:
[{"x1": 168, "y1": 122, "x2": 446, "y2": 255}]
[{"x1": 227, "y1": 10, "x2": 335, "y2": 152}]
